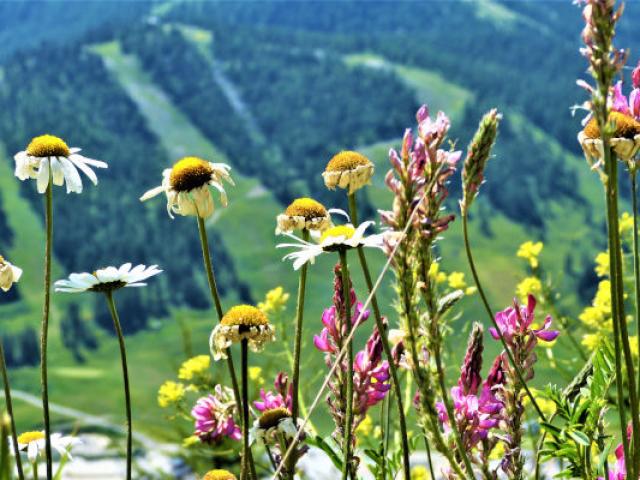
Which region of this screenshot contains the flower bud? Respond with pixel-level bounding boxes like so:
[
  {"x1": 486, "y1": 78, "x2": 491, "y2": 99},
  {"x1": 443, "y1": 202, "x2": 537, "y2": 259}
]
[{"x1": 459, "y1": 323, "x2": 484, "y2": 395}]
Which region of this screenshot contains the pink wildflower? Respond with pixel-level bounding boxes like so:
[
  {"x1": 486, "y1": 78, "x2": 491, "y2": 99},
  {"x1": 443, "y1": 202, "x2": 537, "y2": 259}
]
[{"x1": 191, "y1": 385, "x2": 241, "y2": 442}]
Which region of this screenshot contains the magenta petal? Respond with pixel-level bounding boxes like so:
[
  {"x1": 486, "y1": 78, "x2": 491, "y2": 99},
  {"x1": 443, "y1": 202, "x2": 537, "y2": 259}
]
[
  {"x1": 536, "y1": 330, "x2": 560, "y2": 342},
  {"x1": 489, "y1": 327, "x2": 500, "y2": 339}
]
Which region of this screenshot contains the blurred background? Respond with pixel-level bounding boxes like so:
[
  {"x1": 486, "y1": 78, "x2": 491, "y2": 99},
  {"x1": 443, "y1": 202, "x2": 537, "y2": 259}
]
[{"x1": 0, "y1": 1, "x2": 638, "y2": 477}]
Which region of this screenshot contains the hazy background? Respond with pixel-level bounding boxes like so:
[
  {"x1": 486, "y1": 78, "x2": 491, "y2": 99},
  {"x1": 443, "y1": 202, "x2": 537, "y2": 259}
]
[{"x1": 0, "y1": 0, "x2": 636, "y2": 460}]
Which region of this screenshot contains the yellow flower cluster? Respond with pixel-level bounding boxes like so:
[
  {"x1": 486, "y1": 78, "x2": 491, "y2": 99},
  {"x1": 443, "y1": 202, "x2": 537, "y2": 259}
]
[
  {"x1": 158, "y1": 381, "x2": 186, "y2": 408},
  {"x1": 249, "y1": 366, "x2": 265, "y2": 386},
  {"x1": 620, "y1": 212, "x2": 634, "y2": 235},
  {"x1": 258, "y1": 286, "x2": 290, "y2": 317},
  {"x1": 517, "y1": 241, "x2": 543, "y2": 269},
  {"x1": 447, "y1": 271, "x2": 476, "y2": 295},
  {"x1": 411, "y1": 466, "x2": 429, "y2": 480},
  {"x1": 178, "y1": 355, "x2": 211, "y2": 381},
  {"x1": 580, "y1": 279, "x2": 613, "y2": 351},
  {"x1": 594, "y1": 251, "x2": 610, "y2": 277},
  {"x1": 428, "y1": 262, "x2": 447, "y2": 284},
  {"x1": 516, "y1": 276, "x2": 542, "y2": 303}
]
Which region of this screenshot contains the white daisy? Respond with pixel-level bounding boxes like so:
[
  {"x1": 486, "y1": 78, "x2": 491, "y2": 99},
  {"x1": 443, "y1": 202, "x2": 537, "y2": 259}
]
[
  {"x1": 13, "y1": 431, "x2": 79, "y2": 463},
  {"x1": 0, "y1": 255, "x2": 22, "y2": 292},
  {"x1": 579, "y1": 111, "x2": 640, "y2": 164},
  {"x1": 140, "y1": 156, "x2": 234, "y2": 219},
  {"x1": 54, "y1": 263, "x2": 162, "y2": 293},
  {"x1": 275, "y1": 197, "x2": 332, "y2": 234},
  {"x1": 249, "y1": 407, "x2": 301, "y2": 446},
  {"x1": 209, "y1": 305, "x2": 275, "y2": 360},
  {"x1": 277, "y1": 221, "x2": 384, "y2": 270},
  {"x1": 14, "y1": 135, "x2": 107, "y2": 194},
  {"x1": 322, "y1": 150, "x2": 374, "y2": 194}
]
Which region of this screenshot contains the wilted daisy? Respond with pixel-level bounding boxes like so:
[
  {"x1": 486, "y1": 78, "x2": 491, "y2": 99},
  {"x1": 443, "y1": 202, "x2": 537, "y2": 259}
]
[
  {"x1": 203, "y1": 470, "x2": 237, "y2": 480},
  {"x1": 140, "y1": 156, "x2": 234, "y2": 218},
  {"x1": 322, "y1": 150, "x2": 374, "y2": 194},
  {"x1": 579, "y1": 111, "x2": 640, "y2": 162},
  {"x1": 275, "y1": 197, "x2": 332, "y2": 234},
  {"x1": 54, "y1": 263, "x2": 162, "y2": 293},
  {"x1": 0, "y1": 255, "x2": 22, "y2": 292},
  {"x1": 14, "y1": 431, "x2": 78, "y2": 463},
  {"x1": 14, "y1": 134, "x2": 107, "y2": 194},
  {"x1": 210, "y1": 305, "x2": 275, "y2": 360},
  {"x1": 249, "y1": 407, "x2": 298, "y2": 445},
  {"x1": 278, "y1": 221, "x2": 384, "y2": 270}
]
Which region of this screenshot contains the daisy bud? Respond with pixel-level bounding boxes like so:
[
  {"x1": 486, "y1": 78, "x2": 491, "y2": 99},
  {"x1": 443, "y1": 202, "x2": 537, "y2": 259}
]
[
  {"x1": 0, "y1": 255, "x2": 22, "y2": 293},
  {"x1": 461, "y1": 109, "x2": 501, "y2": 214}
]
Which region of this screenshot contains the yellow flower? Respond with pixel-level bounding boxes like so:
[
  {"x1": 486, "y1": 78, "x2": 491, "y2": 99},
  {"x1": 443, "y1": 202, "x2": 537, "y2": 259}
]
[
  {"x1": 210, "y1": 305, "x2": 275, "y2": 359},
  {"x1": 411, "y1": 466, "x2": 429, "y2": 480},
  {"x1": 276, "y1": 198, "x2": 331, "y2": 234},
  {"x1": 428, "y1": 262, "x2": 447, "y2": 284},
  {"x1": 517, "y1": 241, "x2": 543, "y2": 269},
  {"x1": 178, "y1": 355, "x2": 211, "y2": 381},
  {"x1": 258, "y1": 287, "x2": 290, "y2": 316},
  {"x1": 182, "y1": 435, "x2": 200, "y2": 448},
  {"x1": 489, "y1": 440, "x2": 505, "y2": 461},
  {"x1": 620, "y1": 212, "x2": 634, "y2": 235},
  {"x1": 249, "y1": 367, "x2": 265, "y2": 385},
  {"x1": 203, "y1": 469, "x2": 237, "y2": 480},
  {"x1": 516, "y1": 277, "x2": 542, "y2": 303},
  {"x1": 158, "y1": 381, "x2": 186, "y2": 408},
  {"x1": 595, "y1": 251, "x2": 610, "y2": 277},
  {"x1": 322, "y1": 150, "x2": 374, "y2": 194},
  {"x1": 524, "y1": 389, "x2": 556, "y2": 417},
  {"x1": 356, "y1": 415, "x2": 373, "y2": 438},
  {"x1": 447, "y1": 272, "x2": 466, "y2": 290}
]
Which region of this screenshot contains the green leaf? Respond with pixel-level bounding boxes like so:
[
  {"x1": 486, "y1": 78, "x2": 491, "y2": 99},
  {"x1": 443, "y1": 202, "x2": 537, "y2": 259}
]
[
  {"x1": 308, "y1": 435, "x2": 343, "y2": 470},
  {"x1": 567, "y1": 430, "x2": 591, "y2": 447}
]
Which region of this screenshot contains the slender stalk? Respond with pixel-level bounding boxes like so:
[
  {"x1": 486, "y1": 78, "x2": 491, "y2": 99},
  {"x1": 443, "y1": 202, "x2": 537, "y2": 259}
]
[
  {"x1": 338, "y1": 249, "x2": 354, "y2": 480},
  {"x1": 197, "y1": 217, "x2": 256, "y2": 479},
  {"x1": 0, "y1": 342, "x2": 24, "y2": 479},
  {"x1": 603, "y1": 150, "x2": 638, "y2": 478},
  {"x1": 348, "y1": 193, "x2": 411, "y2": 480},
  {"x1": 32, "y1": 461, "x2": 37, "y2": 480},
  {"x1": 104, "y1": 292, "x2": 132, "y2": 479},
  {"x1": 631, "y1": 172, "x2": 640, "y2": 391},
  {"x1": 40, "y1": 177, "x2": 53, "y2": 480},
  {"x1": 241, "y1": 340, "x2": 251, "y2": 480},
  {"x1": 423, "y1": 434, "x2": 436, "y2": 480},
  {"x1": 462, "y1": 211, "x2": 547, "y2": 422},
  {"x1": 379, "y1": 395, "x2": 388, "y2": 480}
]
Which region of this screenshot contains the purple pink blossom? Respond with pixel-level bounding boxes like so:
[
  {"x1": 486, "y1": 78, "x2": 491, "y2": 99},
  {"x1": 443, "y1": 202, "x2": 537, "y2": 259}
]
[
  {"x1": 254, "y1": 372, "x2": 292, "y2": 413},
  {"x1": 191, "y1": 385, "x2": 241, "y2": 442}
]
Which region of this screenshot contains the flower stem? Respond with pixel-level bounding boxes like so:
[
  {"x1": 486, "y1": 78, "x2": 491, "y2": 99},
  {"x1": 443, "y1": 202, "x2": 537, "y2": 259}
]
[
  {"x1": 631, "y1": 172, "x2": 640, "y2": 391},
  {"x1": 338, "y1": 249, "x2": 354, "y2": 480},
  {"x1": 461, "y1": 211, "x2": 547, "y2": 422},
  {"x1": 0, "y1": 342, "x2": 24, "y2": 480},
  {"x1": 241, "y1": 339, "x2": 251, "y2": 480},
  {"x1": 347, "y1": 192, "x2": 411, "y2": 480},
  {"x1": 104, "y1": 291, "x2": 132, "y2": 480},
  {"x1": 32, "y1": 461, "x2": 37, "y2": 480},
  {"x1": 40, "y1": 178, "x2": 53, "y2": 480},
  {"x1": 197, "y1": 217, "x2": 256, "y2": 479},
  {"x1": 289, "y1": 229, "x2": 310, "y2": 478}
]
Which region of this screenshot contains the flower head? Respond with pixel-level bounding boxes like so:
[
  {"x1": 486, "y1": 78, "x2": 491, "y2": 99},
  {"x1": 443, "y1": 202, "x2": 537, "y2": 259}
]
[
  {"x1": 14, "y1": 135, "x2": 107, "y2": 194},
  {"x1": 210, "y1": 305, "x2": 275, "y2": 359},
  {"x1": 276, "y1": 198, "x2": 331, "y2": 234},
  {"x1": 54, "y1": 263, "x2": 162, "y2": 293},
  {"x1": 191, "y1": 385, "x2": 241, "y2": 442},
  {"x1": 278, "y1": 219, "x2": 383, "y2": 270},
  {"x1": 15, "y1": 431, "x2": 79, "y2": 462},
  {"x1": 258, "y1": 286, "x2": 290, "y2": 317},
  {"x1": 254, "y1": 372, "x2": 292, "y2": 413},
  {"x1": 203, "y1": 470, "x2": 237, "y2": 480},
  {"x1": 250, "y1": 407, "x2": 299, "y2": 445},
  {"x1": 158, "y1": 381, "x2": 186, "y2": 408},
  {"x1": 178, "y1": 355, "x2": 211, "y2": 381},
  {"x1": 322, "y1": 151, "x2": 374, "y2": 194},
  {"x1": 579, "y1": 111, "x2": 640, "y2": 162},
  {"x1": 140, "y1": 156, "x2": 234, "y2": 218},
  {"x1": 516, "y1": 277, "x2": 543, "y2": 303},
  {"x1": 517, "y1": 241, "x2": 543, "y2": 269},
  {"x1": 0, "y1": 255, "x2": 22, "y2": 292}
]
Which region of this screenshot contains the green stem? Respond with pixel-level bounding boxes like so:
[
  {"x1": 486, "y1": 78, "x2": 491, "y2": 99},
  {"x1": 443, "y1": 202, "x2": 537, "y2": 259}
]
[
  {"x1": 603, "y1": 150, "x2": 639, "y2": 479},
  {"x1": 105, "y1": 292, "x2": 132, "y2": 480},
  {"x1": 462, "y1": 211, "x2": 547, "y2": 422},
  {"x1": 241, "y1": 340, "x2": 251, "y2": 480},
  {"x1": 631, "y1": 172, "x2": 640, "y2": 393},
  {"x1": 348, "y1": 193, "x2": 411, "y2": 480},
  {"x1": 32, "y1": 461, "x2": 37, "y2": 480},
  {"x1": 339, "y1": 249, "x2": 354, "y2": 480},
  {"x1": 41, "y1": 178, "x2": 53, "y2": 480},
  {"x1": 379, "y1": 395, "x2": 388, "y2": 480},
  {"x1": 0, "y1": 342, "x2": 25, "y2": 480},
  {"x1": 423, "y1": 433, "x2": 436, "y2": 480},
  {"x1": 196, "y1": 217, "x2": 256, "y2": 479}
]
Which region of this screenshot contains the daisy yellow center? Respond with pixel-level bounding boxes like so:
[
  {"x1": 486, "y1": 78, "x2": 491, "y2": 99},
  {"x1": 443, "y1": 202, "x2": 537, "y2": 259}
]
[
  {"x1": 584, "y1": 111, "x2": 640, "y2": 139},
  {"x1": 258, "y1": 407, "x2": 292, "y2": 429},
  {"x1": 26, "y1": 135, "x2": 70, "y2": 157},
  {"x1": 18, "y1": 431, "x2": 44, "y2": 444},
  {"x1": 320, "y1": 225, "x2": 356, "y2": 243},
  {"x1": 325, "y1": 151, "x2": 372, "y2": 173},
  {"x1": 169, "y1": 156, "x2": 214, "y2": 192},
  {"x1": 221, "y1": 305, "x2": 269, "y2": 327},
  {"x1": 284, "y1": 198, "x2": 328, "y2": 219},
  {"x1": 203, "y1": 470, "x2": 237, "y2": 480}
]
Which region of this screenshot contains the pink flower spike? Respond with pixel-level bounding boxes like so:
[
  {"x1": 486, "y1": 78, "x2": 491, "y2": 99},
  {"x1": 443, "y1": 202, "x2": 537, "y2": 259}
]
[
  {"x1": 612, "y1": 81, "x2": 631, "y2": 115},
  {"x1": 633, "y1": 61, "x2": 640, "y2": 89}
]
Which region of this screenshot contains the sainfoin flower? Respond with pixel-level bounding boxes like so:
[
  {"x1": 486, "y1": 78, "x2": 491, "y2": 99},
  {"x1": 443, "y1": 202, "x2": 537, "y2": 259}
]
[
  {"x1": 322, "y1": 150, "x2": 374, "y2": 194},
  {"x1": 14, "y1": 431, "x2": 79, "y2": 462},
  {"x1": 54, "y1": 263, "x2": 162, "y2": 293},
  {"x1": 140, "y1": 156, "x2": 234, "y2": 218},
  {"x1": 278, "y1": 221, "x2": 383, "y2": 270},
  {"x1": 254, "y1": 372, "x2": 292, "y2": 413},
  {"x1": 191, "y1": 385, "x2": 241, "y2": 442},
  {"x1": 0, "y1": 255, "x2": 22, "y2": 292},
  {"x1": 209, "y1": 305, "x2": 275, "y2": 359},
  {"x1": 276, "y1": 197, "x2": 332, "y2": 234},
  {"x1": 14, "y1": 134, "x2": 107, "y2": 194}
]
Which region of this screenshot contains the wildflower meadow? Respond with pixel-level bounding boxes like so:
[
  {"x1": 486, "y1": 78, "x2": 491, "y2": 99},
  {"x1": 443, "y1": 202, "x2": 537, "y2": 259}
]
[{"x1": 2, "y1": 1, "x2": 640, "y2": 480}]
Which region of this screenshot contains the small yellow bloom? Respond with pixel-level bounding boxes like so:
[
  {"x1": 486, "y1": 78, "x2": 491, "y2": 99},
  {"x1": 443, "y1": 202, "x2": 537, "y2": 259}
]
[
  {"x1": 489, "y1": 440, "x2": 505, "y2": 461},
  {"x1": 516, "y1": 277, "x2": 542, "y2": 303},
  {"x1": 203, "y1": 469, "x2": 237, "y2": 480},
  {"x1": 447, "y1": 272, "x2": 467, "y2": 290},
  {"x1": 428, "y1": 262, "x2": 447, "y2": 284},
  {"x1": 158, "y1": 381, "x2": 186, "y2": 408},
  {"x1": 178, "y1": 355, "x2": 211, "y2": 381},
  {"x1": 524, "y1": 389, "x2": 556, "y2": 417},
  {"x1": 517, "y1": 241, "x2": 543, "y2": 269},
  {"x1": 249, "y1": 366, "x2": 265, "y2": 385},
  {"x1": 620, "y1": 212, "x2": 634, "y2": 235},
  {"x1": 355, "y1": 414, "x2": 373, "y2": 438},
  {"x1": 411, "y1": 466, "x2": 429, "y2": 480},
  {"x1": 595, "y1": 251, "x2": 610, "y2": 277},
  {"x1": 258, "y1": 287, "x2": 290, "y2": 316}
]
